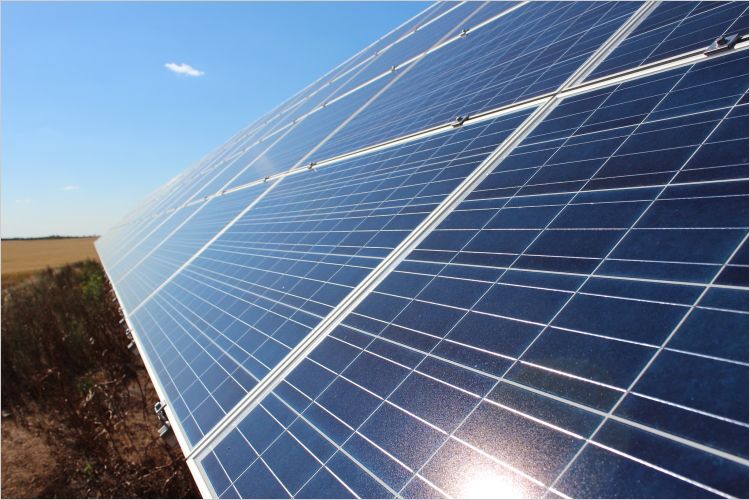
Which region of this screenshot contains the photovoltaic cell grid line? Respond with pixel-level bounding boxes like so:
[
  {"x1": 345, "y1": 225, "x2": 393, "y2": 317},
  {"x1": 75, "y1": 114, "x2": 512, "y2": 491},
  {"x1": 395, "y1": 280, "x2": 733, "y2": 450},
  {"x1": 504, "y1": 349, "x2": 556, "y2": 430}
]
[
  {"x1": 126, "y1": 111, "x2": 531, "y2": 447},
  {"x1": 308, "y1": 1, "x2": 642, "y2": 166},
  {"x1": 199, "y1": 50, "x2": 749, "y2": 499},
  {"x1": 221, "y1": 1, "x2": 641, "y2": 194},
  {"x1": 588, "y1": 1, "x2": 749, "y2": 80},
  {"x1": 110, "y1": 186, "x2": 270, "y2": 312},
  {"x1": 93, "y1": 2, "x2": 750, "y2": 498}
]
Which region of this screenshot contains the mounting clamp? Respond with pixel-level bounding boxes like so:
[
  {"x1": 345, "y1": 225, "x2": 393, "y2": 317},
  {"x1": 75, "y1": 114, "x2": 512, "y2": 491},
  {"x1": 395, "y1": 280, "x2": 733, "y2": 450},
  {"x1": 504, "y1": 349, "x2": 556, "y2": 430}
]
[
  {"x1": 705, "y1": 33, "x2": 741, "y2": 55},
  {"x1": 154, "y1": 401, "x2": 178, "y2": 448},
  {"x1": 460, "y1": 29, "x2": 469, "y2": 38},
  {"x1": 451, "y1": 115, "x2": 469, "y2": 128},
  {"x1": 154, "y1": 401, "x2": 168, "y2": 423},
  {"x1": 159, "y1": 421, "x2": 178, "y2": 449},
  {"x1": 390, "y1": 65, "x2": 397, "y2": 73}
]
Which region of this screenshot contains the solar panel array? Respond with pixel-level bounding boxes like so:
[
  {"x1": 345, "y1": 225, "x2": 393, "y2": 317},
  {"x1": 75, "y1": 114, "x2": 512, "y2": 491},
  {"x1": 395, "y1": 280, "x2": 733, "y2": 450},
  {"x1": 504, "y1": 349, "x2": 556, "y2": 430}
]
[{"x1": 96, "y1": 2, "x2": 749, "y2": 498}]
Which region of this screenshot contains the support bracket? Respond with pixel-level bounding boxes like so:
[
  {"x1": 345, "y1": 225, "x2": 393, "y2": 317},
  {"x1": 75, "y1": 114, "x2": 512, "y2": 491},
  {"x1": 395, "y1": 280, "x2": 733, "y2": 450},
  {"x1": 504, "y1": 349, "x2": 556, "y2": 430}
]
[{"x1": 705, "y1": 33, "x2": 741, "y2": 55}]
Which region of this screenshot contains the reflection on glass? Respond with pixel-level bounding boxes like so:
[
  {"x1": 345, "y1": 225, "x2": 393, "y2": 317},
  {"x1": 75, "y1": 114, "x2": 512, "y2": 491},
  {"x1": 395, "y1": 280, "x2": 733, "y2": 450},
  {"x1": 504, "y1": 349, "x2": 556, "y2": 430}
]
[{"x1": 457, "y1": 469, "x2": 526, "y2": 499}]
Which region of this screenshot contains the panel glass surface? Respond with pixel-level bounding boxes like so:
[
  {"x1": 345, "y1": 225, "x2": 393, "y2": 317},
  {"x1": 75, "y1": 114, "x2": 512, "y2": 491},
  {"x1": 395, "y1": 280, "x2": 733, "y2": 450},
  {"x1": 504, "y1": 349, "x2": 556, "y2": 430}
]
[
  {"x1": 106, "y1": 204, "x2": 203, "y2": 283},
  {"x1": 222, "y1": 77, "x2": 394, "y2": 190},
  {"x1": 330, "y1": 2, "x2": 505, "y2": 99},
  {"x1": 201, "y1": 51, "x2": 749, "y2": 499},
  {"x1": 129, "y1": 110, "x2": 532, "y2": 447},
  {"x1": 115, "y1": 185, "x2": 268, "y2": 311},
  {"x1": 589, "y1": 1, "x2": 749, "y2": 80},
  {"x1": 310, "y1": 1, "x2": 641, "y2": 164}
]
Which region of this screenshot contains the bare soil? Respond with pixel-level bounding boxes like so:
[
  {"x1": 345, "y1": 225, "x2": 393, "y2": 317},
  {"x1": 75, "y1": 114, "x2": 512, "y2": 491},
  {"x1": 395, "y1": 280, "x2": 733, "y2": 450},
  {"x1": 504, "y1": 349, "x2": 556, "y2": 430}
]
[
  {"x1": 1, "y1": 369, "x2": 199, "y2": 498},
  {"x1": 1, "y1": 418, "x2": 58, "y2": 498},
  {"x1": 1, "y1": 260, "x2": 199, "y2": 498}
]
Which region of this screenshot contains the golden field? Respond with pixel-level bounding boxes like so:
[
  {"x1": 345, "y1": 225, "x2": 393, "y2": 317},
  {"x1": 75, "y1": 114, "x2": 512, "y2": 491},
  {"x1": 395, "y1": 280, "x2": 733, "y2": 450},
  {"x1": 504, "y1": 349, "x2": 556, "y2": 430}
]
[{"x1": 1, "y1": 237, "x2": 99, "y2": 286}]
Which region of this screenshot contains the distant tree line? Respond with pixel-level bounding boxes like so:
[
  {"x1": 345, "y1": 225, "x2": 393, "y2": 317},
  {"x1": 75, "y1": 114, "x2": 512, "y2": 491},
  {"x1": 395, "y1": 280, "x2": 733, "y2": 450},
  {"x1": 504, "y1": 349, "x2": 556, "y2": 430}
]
[{"x1": 1, "y1": 235, "x2": 100, "y2": 241}]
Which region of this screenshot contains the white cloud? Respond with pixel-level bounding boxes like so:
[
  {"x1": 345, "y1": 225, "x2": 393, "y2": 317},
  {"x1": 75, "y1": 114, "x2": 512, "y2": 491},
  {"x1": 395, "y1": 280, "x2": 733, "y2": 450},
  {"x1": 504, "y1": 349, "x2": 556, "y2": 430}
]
[
  {"x1": 165, "y1": 62, "x2": 204, "y2": 77},
  {"x1": 62, "y1": 185, "x2": 80, "y2": 191}
]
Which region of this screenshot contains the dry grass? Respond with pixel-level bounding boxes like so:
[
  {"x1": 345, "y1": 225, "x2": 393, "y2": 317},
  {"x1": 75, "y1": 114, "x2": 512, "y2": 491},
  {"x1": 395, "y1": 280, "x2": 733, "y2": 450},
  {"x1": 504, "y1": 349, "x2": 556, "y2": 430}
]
[
  {"x1": 2, "y1": 238, "x2": 99, "y2": 287},
  {"x1": 1, "y1": 260, "x2": 198, "y2": 498}
]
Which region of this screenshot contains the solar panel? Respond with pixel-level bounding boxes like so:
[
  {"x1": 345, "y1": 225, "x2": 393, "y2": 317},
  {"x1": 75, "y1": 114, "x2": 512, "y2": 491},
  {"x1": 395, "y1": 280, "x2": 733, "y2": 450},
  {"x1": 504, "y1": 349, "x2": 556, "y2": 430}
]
[
  {"x1": 311, "y1": 1, "x2": 642, "y2": 162},
  {"x1": 588, "y1": 1, "x2": 749, "y2": 80},
  {"x1": 95, "y1": 2, "x2": 748, "y2": 498},
  {"x1": 115, "y1": 184, "x2": 271, "y2": 310},
  {"x1": 125, "y1": 110, "x2": 532, "y2": 447}
]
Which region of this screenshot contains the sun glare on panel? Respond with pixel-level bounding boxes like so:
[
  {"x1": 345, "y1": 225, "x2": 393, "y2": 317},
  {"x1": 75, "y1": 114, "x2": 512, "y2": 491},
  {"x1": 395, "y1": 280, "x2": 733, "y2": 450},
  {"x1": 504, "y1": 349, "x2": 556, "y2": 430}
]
[{"x1": 457, "y1": 469, "x2": 527, "y2": 499}]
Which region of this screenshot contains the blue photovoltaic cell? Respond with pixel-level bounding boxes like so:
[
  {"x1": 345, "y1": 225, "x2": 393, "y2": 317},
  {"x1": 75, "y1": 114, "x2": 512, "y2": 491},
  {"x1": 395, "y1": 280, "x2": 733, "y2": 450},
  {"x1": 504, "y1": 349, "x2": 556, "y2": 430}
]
[
  {"x1": 310, "y1": 1, "x2": 640, "y2": 163},
  {"x1": 329, "y1": 2, "x2": 510, "y2": 99},
  {"x1": 246, "y1": 2, "x2": 457, "y2": 142},
  {"x1": 105, "y1": 205, "x2": 204, "y2": 282},
  {"x1": 221, "y1": 77, "x2": 393, "y2": 191},
  {"x1": 589, "y1": 1, "x2": 749, "y2": 80},
  {"x1": 126, "y1": 110, "x2": 531, "y2": 446},
  {"x1": 114, "y1": 184, "x2": 268, "y2": 311},
  {"x1": 201, "y1": 50, "x2": 748, "y2": 498}
]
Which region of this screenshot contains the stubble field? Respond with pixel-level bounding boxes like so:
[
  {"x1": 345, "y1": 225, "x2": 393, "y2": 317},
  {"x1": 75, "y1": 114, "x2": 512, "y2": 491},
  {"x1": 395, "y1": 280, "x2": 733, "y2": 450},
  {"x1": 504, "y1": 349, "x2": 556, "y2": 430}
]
[{"x1": 1, "y1": 237, "x2": 99, "y2": 287}]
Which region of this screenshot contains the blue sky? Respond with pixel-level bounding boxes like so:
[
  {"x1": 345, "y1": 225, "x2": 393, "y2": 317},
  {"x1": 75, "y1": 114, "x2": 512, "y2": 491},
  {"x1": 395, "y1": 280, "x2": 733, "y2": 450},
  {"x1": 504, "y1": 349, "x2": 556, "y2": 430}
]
[{"x1": 1, "y1": 1, "x2": 425, "y2": 238}]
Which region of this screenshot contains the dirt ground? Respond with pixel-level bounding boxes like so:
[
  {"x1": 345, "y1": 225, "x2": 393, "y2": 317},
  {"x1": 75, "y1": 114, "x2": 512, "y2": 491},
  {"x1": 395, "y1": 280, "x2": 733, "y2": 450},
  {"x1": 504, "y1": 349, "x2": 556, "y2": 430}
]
[
  {"x1": 1, "y1": 418, "x2": 58, "y2": 498},
  {"x1": 2, "y1": 258, "x2": 198, "y2": 497},
  {"x1": 2, "y1": 238, "x2": 99, "y2": 286},
  {"x1": 1, "y1": 370, "x2": 199, "y2": 498}
]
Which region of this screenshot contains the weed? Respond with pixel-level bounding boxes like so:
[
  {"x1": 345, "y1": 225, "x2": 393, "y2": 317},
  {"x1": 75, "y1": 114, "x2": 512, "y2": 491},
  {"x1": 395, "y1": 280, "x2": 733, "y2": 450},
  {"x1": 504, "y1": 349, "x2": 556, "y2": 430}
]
[{"x1": 1, "y1": 260, "x2": 198, "y2": 498}]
